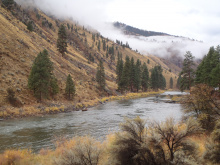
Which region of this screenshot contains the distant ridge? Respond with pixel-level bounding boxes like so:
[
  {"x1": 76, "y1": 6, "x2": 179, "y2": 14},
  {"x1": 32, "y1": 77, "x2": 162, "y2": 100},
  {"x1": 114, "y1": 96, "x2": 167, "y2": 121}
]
[{"x1": 113, "y1": 21, "x2": 171, "y2": 37}]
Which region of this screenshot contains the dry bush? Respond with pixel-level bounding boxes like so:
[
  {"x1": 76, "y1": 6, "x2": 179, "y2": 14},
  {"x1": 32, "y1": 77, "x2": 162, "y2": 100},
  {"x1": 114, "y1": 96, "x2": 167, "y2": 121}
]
[
  {"x1": 55, "y1": 136, "x2": 103, "y2": 165},
  {"x1": 0, "y1": 149, "x2": 32, "y2": 165},
  {"x1": 107, "y1": 117, "x2": 203, "y2": 165},
  {"x1": 203, "y1": 119, "x2": 220, "y2": 164},
  {"x1": 182, "y1": 84, "x2": 220, "y2": 130}
]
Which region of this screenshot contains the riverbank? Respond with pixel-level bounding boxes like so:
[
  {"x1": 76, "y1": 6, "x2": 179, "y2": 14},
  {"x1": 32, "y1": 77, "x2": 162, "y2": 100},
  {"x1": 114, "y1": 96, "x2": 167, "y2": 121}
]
[{"x1": 0, "y1": 90, "x2": 163, "y2": 120}]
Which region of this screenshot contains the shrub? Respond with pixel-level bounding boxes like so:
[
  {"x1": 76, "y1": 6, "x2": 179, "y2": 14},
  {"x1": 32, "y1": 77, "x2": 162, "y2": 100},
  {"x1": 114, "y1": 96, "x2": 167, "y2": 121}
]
[
  {"x1": 55, "y1": 136, "x2": 103, "y2": 165},
  {"x1": 203, "y1": 120, "x2": 220, "y2": 164},
  {"x1": 107, "y1": 117, "x2": 202, "y2": 165}
]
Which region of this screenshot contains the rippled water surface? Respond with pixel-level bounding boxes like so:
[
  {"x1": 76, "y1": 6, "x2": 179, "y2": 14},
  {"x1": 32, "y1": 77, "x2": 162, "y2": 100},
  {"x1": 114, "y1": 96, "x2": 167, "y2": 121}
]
[{"x1": 0, "y1": 91, "x2": 185, "y2": 153}]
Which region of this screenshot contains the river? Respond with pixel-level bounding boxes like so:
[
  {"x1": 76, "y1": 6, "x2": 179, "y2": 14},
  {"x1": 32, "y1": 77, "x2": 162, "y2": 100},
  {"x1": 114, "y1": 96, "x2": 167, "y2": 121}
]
[{"x1": 0, "y1": 91, "x2": 186, "y2": 153}]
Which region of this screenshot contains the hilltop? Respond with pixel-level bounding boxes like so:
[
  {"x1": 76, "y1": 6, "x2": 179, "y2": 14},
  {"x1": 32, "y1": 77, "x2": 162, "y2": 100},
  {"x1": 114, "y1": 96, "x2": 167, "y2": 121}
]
[
  {"x1": 113, "y1": 21, "x2": 171, "y2": 37},
  {"x1": 0, "y1": 1, "x2": 179, "y2": 109}
]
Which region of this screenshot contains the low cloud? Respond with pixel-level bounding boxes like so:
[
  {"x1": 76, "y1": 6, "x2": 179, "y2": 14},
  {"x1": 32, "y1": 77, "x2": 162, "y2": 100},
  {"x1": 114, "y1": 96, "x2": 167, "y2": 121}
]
[{"x1": 15, "y1": 0, "x2": 216, "y2": 59}]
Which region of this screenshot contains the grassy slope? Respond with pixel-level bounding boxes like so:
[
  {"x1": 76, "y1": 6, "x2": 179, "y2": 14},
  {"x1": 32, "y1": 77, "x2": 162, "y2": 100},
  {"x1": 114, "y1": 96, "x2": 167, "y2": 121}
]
[{"x1": 0, "y1": 5, "x2": 179, "y2": 108}]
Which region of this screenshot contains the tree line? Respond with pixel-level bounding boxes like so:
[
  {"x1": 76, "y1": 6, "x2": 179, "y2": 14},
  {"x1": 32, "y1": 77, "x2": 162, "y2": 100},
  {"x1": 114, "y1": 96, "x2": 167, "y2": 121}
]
[
  {"x1": 116, "y1": 54, "x2": 166, "y2": 93},
  {"x1": 177, "y1": 46, "x2": 220, "y2": 91}
]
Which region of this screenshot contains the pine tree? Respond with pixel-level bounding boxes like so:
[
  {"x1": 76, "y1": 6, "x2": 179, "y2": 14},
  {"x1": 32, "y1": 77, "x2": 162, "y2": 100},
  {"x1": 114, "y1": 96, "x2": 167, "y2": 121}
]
[
  {"x1": 96, "y1": 60, "x2": 106, "y2": 91},
  {"x1": 180, "y1": 51, "x2": 195, "y2": 91},
  {"x1": 151, "y1": 65, "x2": 165, "y2": 91},
  {"x1": 170, "y1": 77, "x2": 173, "y2": 89},
  {"x1": 211, "y1": 63, "x2": 220, "y2": 89},
  {"x1": 2, "y1": 0, "x2": 14, "y2": 10},
  {"x1": 28, "y1": 49, "x2": 58, "y2": 101},
  {"x1": 129, "y1": 57, "x2": 135, "y2": 92},
  {"x1": 141, "y1": 63, "x2": 149, "y2": 92},
  {"x1": 27, "y1": 21, "x2": 33, "y2": 32},
  {"x1": 102, "y1": 40, "x2": 106, "y2": 51},
  {"x1": 116, "y1": 53, "x2": 123, "y2": 85},
  {"x1": 134, "y1": 59, "x2": 141, "y2": 92},
  {"x1": 65, "y1": 74, "x2": 76, "y2": 100},
  {"x1": 98, "y1": 40, "x2": 100, "y2": 51},
  {"x1": 162, "y1": 76, "x2": 166, "y2": 89},
  {"x1": 57, "y1": 24, "x2": 67, "y2": 57},
  {"x1": 50, "y1": 76, "x2": 59, "y2": 98},
  {"x1": 119, "y1": 56, "x2": 130, "y2": 92},
  {"x1": 195, "y1": 46, "x2": 220, "y2": 88},
  {"x1": 176, "y1": 75, "x2": 182, "y2": 89}
]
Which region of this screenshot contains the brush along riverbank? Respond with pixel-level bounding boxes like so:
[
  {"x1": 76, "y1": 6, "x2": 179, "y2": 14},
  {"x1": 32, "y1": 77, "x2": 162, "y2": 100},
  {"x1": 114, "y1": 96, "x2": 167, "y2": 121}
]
[{"x1": 0, "y1": 91, "x2": 164, "y2": 120}]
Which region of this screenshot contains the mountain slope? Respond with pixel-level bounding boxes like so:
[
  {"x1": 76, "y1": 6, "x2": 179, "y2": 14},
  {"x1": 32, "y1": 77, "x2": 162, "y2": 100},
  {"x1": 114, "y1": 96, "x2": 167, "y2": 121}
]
[
  {"x1": 0, "y1": 3, "x2": 179, "y2": 107},
  {"x1": 113, "y1": 22, "x2": 171, "y2": 37}
]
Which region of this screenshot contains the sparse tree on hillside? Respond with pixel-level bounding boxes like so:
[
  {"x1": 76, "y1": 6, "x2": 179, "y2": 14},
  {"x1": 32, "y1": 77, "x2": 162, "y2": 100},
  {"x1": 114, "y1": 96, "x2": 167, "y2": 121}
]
[
  {"x1": 57, "y1": 24, "x2": 68, "y2": 57},
  {"x1": 102, "y1": 39, "x2": 106, "y2": 51},
  {"x1": 2, "y1": 0, "x2": 14, "y2": 10},
  {"x1": 65, "y1": 74, "x2": 76, "y2": 100},
  {"x1": 96, "y1": 60, "x2": 106, "y2": 91},
  {"x1": 6, "y1": 88, "x2": 17, "y2": 106},
  {"x1": 116, "y1": 53, "x2": 123, "y2": 88},
  {"x1": 97, "y1": 40, "x2": 100, "y2": 51},
  {"x1": 27, "y1": 21, "x2": 33, "y2": 32},
  {"x1": 180, "y1": 51, "x2": 195, "y2": 91},
  {"x1": 28, "y1": 49, "x2": 58, "y2": 101}
]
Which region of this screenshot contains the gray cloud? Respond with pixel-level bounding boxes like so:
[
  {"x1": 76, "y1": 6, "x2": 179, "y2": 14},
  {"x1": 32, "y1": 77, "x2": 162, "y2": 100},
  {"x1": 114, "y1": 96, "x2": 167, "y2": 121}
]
[{"x1": 14, "y1": 0, "x2": 219, "y2": 59}]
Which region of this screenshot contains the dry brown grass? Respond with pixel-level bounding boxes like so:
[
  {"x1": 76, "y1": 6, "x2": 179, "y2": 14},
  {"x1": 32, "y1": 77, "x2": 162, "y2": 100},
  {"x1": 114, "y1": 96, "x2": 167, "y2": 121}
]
[{"x1": 0, "y1": 5, "x2": 179, "y2": 112}]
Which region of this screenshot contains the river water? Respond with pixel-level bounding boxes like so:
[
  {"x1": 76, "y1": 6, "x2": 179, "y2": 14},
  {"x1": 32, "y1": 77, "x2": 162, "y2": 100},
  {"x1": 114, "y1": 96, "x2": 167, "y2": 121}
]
[{"x1": 0, "y1": 91, "x2": 186, "y2": 153}]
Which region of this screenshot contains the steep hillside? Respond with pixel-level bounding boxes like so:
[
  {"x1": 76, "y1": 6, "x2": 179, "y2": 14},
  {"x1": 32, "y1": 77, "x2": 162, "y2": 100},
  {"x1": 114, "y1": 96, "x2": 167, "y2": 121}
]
[{"x1": 0, "y1": 3, "x2": 179, "y2": 108}]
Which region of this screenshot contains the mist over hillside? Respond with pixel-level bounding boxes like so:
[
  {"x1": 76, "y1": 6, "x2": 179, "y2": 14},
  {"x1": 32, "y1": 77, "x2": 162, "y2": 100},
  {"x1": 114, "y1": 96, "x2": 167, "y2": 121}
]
[{"x1": 14, "y1": 0, "x2": 212, "y2": 60}]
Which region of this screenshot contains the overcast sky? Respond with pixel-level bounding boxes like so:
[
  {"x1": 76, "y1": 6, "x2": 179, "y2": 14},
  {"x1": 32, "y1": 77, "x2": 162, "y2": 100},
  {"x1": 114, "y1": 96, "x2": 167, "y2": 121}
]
[{"x1": 16, "y1": 0, "x2": 220, "y2": 57}]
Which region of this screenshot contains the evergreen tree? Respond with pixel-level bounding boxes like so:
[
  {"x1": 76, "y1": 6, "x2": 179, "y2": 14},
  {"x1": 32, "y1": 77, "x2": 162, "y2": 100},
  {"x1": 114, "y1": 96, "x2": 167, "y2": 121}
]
[
  {"x1": 27, "y1": 21, "x2": 33, "y2": 32},
  {"x1": 28, "y1": 49, "x2": 58, "y2": 101},
  {"x1": 98, "y1": 40, "x2": 100, "y2": 51},
  {"x1": 151, "y1": 65, "x2": 164, "y2": 91},
  {"x1": 92, "y1": 34, "x2": 95, "y2": 42},
  {"x1": 71, "y1": 24, "x2": 73, "y2": 32},
  {"x1": 162, "y1": 76, "x2": 166, "y2": 89},
  {"x1": 134, "y1": 59, "x2": 141, "y2": 92},
  {"x1": 65, "y1": 74, "x2": 76, "y2": 100},
  {"x1": 119, "y1": 56, "x2": 130, "y2": 92},
  {"x1": 195, "y1": 56, "x2": 206, "y2": 84},
  {"x1": 96, "y1": 60, "x2": 106, "y2": 91},
  {"x1": 102, "y1": 40, "x2": 106, "y2": 51},
  {"x1": 141, "y1": 63, "x2": 149, "y2": 92},
  {"x1": 116, "y1": 53, "x2": 123, "y2": 85},
  {"x1": 2, "y1": 0, "x2": 14, "y2": 10},
  {"x1": 50, "y1": 76, "x2": 59, "y2": 98},
  {"x1": 180, "y1": 51, "x2": 195, "y2": 91},
  {"x1": 195, "y1": 46, "x2": 220, "y2": 88},
  {"x1": 211, "y1": 63, "x2": 220, "y2": 89},
  {"x1": 176, "y1": 75, "x2": 182, "y2": 89},
  {"x1": 57, "y1": 24, "x2": 67, "y2": 57},
  {"x1": 129, "y1": 57, "x2": 136, "y2": 92},
  {"x1": 170, "y1": 77, "x2": 173, "y2": 89}
]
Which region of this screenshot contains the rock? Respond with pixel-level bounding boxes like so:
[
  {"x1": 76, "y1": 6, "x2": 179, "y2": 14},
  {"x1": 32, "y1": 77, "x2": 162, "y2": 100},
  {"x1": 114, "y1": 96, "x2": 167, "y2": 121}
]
[
  {"x1": 16, "y1": 88, "x2": 21, "y2": 92},
  {"x1": 21, "y1": 58, "x2": 25, "y2": 62}
]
